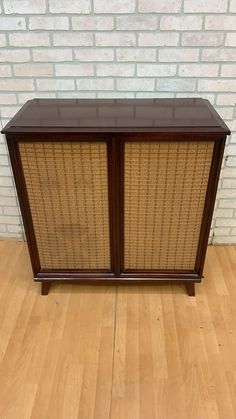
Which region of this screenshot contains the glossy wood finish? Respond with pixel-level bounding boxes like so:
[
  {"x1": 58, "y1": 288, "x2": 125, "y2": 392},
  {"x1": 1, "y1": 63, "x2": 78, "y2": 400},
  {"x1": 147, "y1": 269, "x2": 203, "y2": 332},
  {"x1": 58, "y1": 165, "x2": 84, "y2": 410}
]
[
  {"x1": 1, "y1": 241, "x2": 236, "y2": 418},
  {"x1": 2, "y1": 98, "x2": 230, "y2": 134},
  {"x1": 2, "y1": 99, "x2": 230, "y2": 295}
]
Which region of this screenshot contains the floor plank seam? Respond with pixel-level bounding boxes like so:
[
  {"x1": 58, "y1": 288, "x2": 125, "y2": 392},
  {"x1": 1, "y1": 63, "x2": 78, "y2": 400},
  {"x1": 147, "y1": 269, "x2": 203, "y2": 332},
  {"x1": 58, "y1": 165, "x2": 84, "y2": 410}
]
[{"x1": 108, "y1": 286, "x2": 118, "y2": 419}]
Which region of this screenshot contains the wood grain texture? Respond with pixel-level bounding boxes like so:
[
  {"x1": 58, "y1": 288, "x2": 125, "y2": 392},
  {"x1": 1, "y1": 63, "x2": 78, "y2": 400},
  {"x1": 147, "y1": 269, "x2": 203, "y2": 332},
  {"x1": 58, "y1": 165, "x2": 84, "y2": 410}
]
[{"x1": 0, "y1": 241, "x2": 236, "y2": 419}]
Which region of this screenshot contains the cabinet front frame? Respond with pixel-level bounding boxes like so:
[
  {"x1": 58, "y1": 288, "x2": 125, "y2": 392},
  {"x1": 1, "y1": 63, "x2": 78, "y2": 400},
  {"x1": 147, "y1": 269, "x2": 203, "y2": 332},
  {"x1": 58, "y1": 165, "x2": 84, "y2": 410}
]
[
  {"x1": 6, "y1": 131, "x2": 226, "y2": 286},
  {"x1": 7, "y1": 133, "x2": 118, "y2": 280},
  {"x1": 117, "y1": 132, "x2": 226, "y2": 281}
]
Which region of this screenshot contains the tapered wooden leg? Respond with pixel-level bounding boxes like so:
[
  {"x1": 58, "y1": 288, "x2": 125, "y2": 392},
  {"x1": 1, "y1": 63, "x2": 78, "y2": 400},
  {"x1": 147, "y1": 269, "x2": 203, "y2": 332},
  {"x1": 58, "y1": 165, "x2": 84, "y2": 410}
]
[
  {"x1": 185, "y1": 282, "x2": 195, "y2": 297},
  {"x1": 41, "y1": 281, "x2": 51, "y2": 296}
]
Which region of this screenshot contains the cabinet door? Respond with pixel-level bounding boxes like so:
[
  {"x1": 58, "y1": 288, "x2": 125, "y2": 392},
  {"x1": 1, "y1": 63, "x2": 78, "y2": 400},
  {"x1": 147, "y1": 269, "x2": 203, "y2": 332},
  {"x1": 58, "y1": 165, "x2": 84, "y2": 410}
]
[
  {"x1": 123, "y1": 139, "x2": 214, "y2": 272},
  {"x1": 18, "y1": 139, "x2": 112, "y2": 272}
]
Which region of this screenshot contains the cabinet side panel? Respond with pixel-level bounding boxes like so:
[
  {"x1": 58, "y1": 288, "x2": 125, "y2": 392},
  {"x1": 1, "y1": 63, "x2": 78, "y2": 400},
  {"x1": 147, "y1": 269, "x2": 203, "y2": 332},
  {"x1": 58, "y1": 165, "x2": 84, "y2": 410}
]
[
  {"x1": 124, "y1": 140, "x2": 214, "y2": 270},
  {"x1": 19, "y1": 141, "x2": 111, "y2": 270}
]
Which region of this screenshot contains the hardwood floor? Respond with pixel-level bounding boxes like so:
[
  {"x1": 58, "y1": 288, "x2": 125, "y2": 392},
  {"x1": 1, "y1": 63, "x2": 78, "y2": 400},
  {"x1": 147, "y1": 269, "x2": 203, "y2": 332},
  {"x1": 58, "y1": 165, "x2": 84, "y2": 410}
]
[{"x1": 0, "y1": 241, "x2": 236, "y2": 419}]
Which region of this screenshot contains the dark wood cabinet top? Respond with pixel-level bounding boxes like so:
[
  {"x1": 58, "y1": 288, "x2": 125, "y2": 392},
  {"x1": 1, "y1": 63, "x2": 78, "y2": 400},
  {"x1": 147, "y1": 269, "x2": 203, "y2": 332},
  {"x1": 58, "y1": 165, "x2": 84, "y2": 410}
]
[{"x1": 2, "y1": 98, "x2": 230, "y2": 134}]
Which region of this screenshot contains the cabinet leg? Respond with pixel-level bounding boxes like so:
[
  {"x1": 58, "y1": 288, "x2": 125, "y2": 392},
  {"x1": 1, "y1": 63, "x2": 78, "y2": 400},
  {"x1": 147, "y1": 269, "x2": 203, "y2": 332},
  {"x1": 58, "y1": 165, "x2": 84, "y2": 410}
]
[
  {"x1": 41, "y1": 281, "x2": 51, "y2": 296},
  {"x1": 185, "y1": 282, "x2": 195, "y2": 297}
]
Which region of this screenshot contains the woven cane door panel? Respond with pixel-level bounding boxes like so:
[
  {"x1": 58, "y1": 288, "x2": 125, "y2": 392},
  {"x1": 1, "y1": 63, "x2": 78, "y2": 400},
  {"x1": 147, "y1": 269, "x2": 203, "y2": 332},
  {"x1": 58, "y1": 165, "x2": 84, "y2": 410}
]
[
  {"x1": 19, "y1": 141, "x2": 110, "y2": 270},
  {"x1": 124, "y1": 141, "x2": 214, "y2": 270}
]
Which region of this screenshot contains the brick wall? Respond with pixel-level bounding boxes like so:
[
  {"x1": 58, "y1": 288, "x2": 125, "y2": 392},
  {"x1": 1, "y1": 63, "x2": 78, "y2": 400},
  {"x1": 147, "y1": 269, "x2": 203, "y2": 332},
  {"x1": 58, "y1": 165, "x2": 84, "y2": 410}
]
[{"x1": 0, "y1": 0, "x2": 235, "y2": 243}]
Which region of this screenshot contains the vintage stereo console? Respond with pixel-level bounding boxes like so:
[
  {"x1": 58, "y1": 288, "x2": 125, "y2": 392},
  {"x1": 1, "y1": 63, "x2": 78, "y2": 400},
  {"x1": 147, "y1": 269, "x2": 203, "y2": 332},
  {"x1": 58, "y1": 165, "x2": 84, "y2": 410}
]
[{"x1": 2, "y1": 98, "x2": 230, "y2": 295}]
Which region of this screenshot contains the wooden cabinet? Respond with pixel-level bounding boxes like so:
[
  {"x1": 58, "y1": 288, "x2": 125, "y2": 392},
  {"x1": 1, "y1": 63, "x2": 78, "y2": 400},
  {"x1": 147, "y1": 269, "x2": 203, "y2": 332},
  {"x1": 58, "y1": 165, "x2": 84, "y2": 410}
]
[{"x1": 2, "y1": 98, "x2": 230, "y2": 296}]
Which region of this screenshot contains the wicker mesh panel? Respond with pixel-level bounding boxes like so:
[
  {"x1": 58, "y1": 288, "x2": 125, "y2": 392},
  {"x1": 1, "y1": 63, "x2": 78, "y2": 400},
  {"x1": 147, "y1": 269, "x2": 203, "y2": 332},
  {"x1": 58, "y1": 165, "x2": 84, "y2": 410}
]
[
  {"x1": 124, "y1": 141, "x2": 214, "y2": 270},
  {"x1": 19, "y1": 141, "x2": 110, "y2": 269}
]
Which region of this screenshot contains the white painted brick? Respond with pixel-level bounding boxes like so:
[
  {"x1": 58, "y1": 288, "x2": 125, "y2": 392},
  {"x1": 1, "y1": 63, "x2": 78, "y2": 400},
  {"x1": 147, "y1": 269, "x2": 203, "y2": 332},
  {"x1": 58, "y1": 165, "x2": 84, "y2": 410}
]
[
  {"x1": 216, "y1": 218, "x2": 236, "y2": 227},
  {"x1": 49, "y1": 0, "x2": 91, "y2": 13},
  {"x1": 217, "y1": 188, "x2": 236, "y2": 198},
  {"x1": 198, "y1": 79, "x2": 236, "y2": 92},
  {"x1": 116, "y1": 15, "x2": 157, "y2": 30},
  {"x1": 96, "y1": 33, "x2": 135, "y2": 47},
  {"x1": 1, "y1": 232, "x2": 23, "y2": 239},
  {"x1": 29, "y1": 16, "x2": 69, "y2": 30},
  {"x1": 75, "y1": 49, "x2": 114, "y2": 62},
  {"x1": 7, "y1": 224, "x2": 22, "y2": 233},
  {"x1": 159, "y1": 48, "x2": 199, "y2": 62},
  {"x1": 226, "y1": 157, "x2": 236, "y2": 167},
  {"x1": 94, "y1": 0, "x2": 135, "y2": 13},
  {"x1": 0, "y1": 0, "x2": 235, "y2": 243},
  {"x1": 55, "y1": 64, "x2": 94, "y2": 76},
  {"x1": 213, "y1": 236, "x2": 236, "y2": 244},
  {"x1": 36, "y1": 79, "x2": 75, "y2": 91},
  {"x1": 0, "y1": 65, "x2": 11, "y2": 77},
  {"x1": 0, "y1": 187, "x2": 16, "y2": 197},
  {"x1": 9, "y1": 33, "x2": 50, "y2": 47},
  {"x1": 156, "y1": 78, "x2": 195, "y2": 92},
  {"x1": 58, "y1": 92, "x2": 96, "y2": 98},
  {"x1": 182, "y1": 32, "x2": 223, "y2": 46},
  {"x1": 137, "y1": 64, "x2": 176, "y2": 76},
  {"x1": 0, "y1": 17, "x2": 25, "y2": 30},
  {"x1": 213, "y1": 227, "x2": 231, "y2": 236},
  {"x1": 0, "y1": 177, "x2": 13, "y2": 187},
  {"x1": 216, "y1": 94, "x2": 236, "y2": 106},
  {"x1": 96, "y1": 63, "x2": 135, "y2": 76},
  {"x1": 221, "y1": 64, "x2": 236, "y2": 77},
  {"x1": 0, "y1": 155, "x2": 8, "y2": 165},
  {"x1": 53, "y1": 33, "x2": 93, "y2": 47},
  {"x1": 225, "y1": 33, "x2": 236, "y2": 47},
  {"x1": 0, "y1": 215, "x2": 19, "y2": 225},
  {"x1": 215, "y1": 209, "x2": 234, "y2": 218},
  {"x1": 0, "y1": 134, "x2": 7, "y2": 145},
  {"x1": 176, "y1": 93, "x2": 215, "y2": 102},
  {"x1": 0, "y1": 225, "x2": 6, "y2": 233},
  {"x1": 229, "y1": 134, "x2": 236, "y2": 144},
  {"x1": 17, "y1": 93, "x2": 56, "y2": 103},
  {"x1": 117, "y1": 78, "x2": 155, "y2": 91},
  {"x1": 216, "y1": 107, "x2": 234, "y2": 120},
  {"x1": 0, "y1": 197, "x2": 17, "y2": 206},
  {"x1": 184, "y1": 0, "x2": 227, "y2": 12},
  {"x1": 139, "y1": 33, "x2": 179, "y2": 47},
  {"x1": 230, "y1": 0, "x2": 236, "y2": 12},
  {"x1": 136, "y1": 92, "x2": 175, "y2": 98},
  {"x1": 13, "y1": 63, "x2": 53, "y2": 77},
  {"x1": 0, "y1": 106, "x2": 21, "y2": 118},
  {"x1": 76, "y1": 78, "x2": 114, "y2": 90},
  {"x1": 202, "y1": 49, "x2": 236, "y2": 61},
  {"x1": 0, "y1": 79, "x2": 33, "y2": 91},
  {"x1": 205, "y1": 15, "x2": 236, "y2": 30},
  {"x1": 0, "y1": 35, "x2": 6, "y2": 47},
  {"x1": 3, "y1": 207, "x2": 19, "y2": 217},
  {"x1": 160, "y1": 16, "x2": 202, "y2": 31},
  {"x1": 0, "y1": 49, "x2": 30, "y2": 62},
  {"x1": 97, "y1": 92, "x2": 135, "y2": 98},
  {"x1": 222, "y1": 179, "x2": 236, "y2": 188},
  {"x1": 227, "y1": 145, "x2": 236, "y2": 156},
  {"x1": 33, "y1": 49, "x2": 72, "y2": 62},
  {"x1": 4, "y1": 0, "x2": 46, "y2": 14},
  {"x1": 139, "y1": 0, "x2": 181, "y2": 13},
  {"x1": 116, "y1": 48, "x2": 156, "y2": 62},
  {"x1": 72, "y1": 16, "x2": 113, "y2": 30},
  {"x1": 179, "y1": 63, "x2": 218, "y2": 77},
  {"x1": 219, "y1": 199, "x2": 236, "y2": 209},
  {"x1": 0, "y1": 94, "x2": 17, "y2": 105}
]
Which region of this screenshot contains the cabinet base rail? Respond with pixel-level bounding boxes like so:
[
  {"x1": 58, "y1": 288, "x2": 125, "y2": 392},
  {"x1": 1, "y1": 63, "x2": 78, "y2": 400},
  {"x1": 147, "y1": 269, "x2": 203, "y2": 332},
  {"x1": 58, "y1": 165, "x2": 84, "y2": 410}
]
[{"x1": 38, "y1": 279, "x2": 197, "y2": 296}]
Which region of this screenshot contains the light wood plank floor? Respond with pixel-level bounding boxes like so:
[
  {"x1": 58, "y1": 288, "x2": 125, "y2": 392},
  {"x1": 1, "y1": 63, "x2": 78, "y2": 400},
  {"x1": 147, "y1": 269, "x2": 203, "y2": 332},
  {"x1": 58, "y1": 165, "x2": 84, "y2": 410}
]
[{"x1": 0, "y1": 241, "x2": 236, "y2": 419}]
